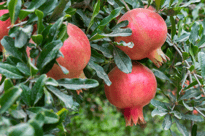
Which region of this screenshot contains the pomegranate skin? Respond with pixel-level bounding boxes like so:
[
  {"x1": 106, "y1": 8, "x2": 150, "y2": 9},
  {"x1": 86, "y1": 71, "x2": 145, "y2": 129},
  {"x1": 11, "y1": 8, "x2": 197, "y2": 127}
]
[
  {"x1": 46, "y1": 23, "x2": 91, "y2": 80},
  {"x1": 115, "y1": 8, "x2": 169, "y2": 68},
  {"x1": 104, "y1": 62, "x2": 157, "y2": 126},
  {"x1": 0, "y1": 9, "x2": 11, "y2": 52}
]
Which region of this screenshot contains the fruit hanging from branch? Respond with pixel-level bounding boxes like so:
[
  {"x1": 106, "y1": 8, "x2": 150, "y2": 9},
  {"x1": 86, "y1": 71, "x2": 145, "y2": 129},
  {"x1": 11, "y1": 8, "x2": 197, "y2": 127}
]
[
  {"x1": 115, "y1": 8, "x2": 169, "y2": 68},
  {"x1": 47, "y1": 23, "x2": 91, "y2": 80},
  {"x1": 104, "y1": 62, "x2": 157, "y2": 126}
]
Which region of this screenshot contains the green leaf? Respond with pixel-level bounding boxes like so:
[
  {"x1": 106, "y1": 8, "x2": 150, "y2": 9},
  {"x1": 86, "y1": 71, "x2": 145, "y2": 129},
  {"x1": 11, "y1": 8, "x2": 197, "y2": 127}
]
[
  {"x1": 16, "y1": 62, "x2": 30, "y2": 76},
  {"x1": 45, "y1": 78, "x2": 58, "y2": 86},
  {"x1": 151, "y1": 108, "x2": 167, "y2": 117},
  {"x1": 181, "y1": 114, "x2": 204, "y2": 122},
  {"x1": 179, "y1": 89, "x2": 201, "y2": 100},
  {"x1": 28, "y1": 58, "x2": 39, "y2": 76},
  {"x1": 35, "y1": 9, "x2": 44, "y2": 34},
  {"x1": 11, "y1": 109, "x2": 27, "y2": 119},
  {"x1": 29, "y1": 120, "x2": 43, "y2": 136},
  {"x1": 27, "y1": 107, "x2": 45, "y2": 118},
  {"x1": 198, "y1": 52, "x2": 205, "y2": 79},
  {"x1": 170, "y1": 111, "x2": 182, "y2": 119},
  {"x1": 0, "y1": 87, "x2": 22, "y2": 114},
  {"x1": 33, "y1": 112, "x2": 45, "y2": 127},
  {"x1": 191, "y1": 124, "x2": 197, "y2": 136},
  {"x1": 27, "y1": 0, "x2": 47, "y2": 10},
  {"x1": 3, "y1": 78, "x2": 14, "y2": 91},
  {"x1": 98, "y1": 7, "x2": 123, "y2": 27},
  {"x1": 15, "y1": 30, "x2": 29, "y2": 48},
  {"x1": 88, "y1": 61, "x2": 111, "y2": 86},
  {"x1": 153, "y1": 69, "x2": 173, "y2": 84},
  {"x1": 155, "y1": 0, "x2": 161, "y2": 10},
  {"x1": 91, "y1": 44, "x2": 113, "y2": 58},
  {"x1": 113, "y1": 47, "x2": 132, "y2": 74},
  {"x1": 36, "y1": 40, "x2": 63, "y2": 71},
  {"x1": 181, "y1": 0, "x2": 200, "y2": 7},
  {"x1": 0, "y1": 13, "x2": 10, "y2": 21},
  {"x1": 182, "y1": 52, "x2": 190, "y2": 60},
  {"x1": 20, "y1": 84, "x2": 32, "y2": 106},
  {"x1": 182, "y1": 101, "x2": 193, "y2": 111},
  {"x1": 197, "y1": 35, "x2": 205, "y2": 48},
  {"x1": 8, "y1": 123, "x2": 35, "y2": 136},
  {"x1": 57, "y1": 24, "x2": 68, "y2": 42},
  {"x1": 7, "y1": 0, "x2": 21, "y2": 24},
  {"x1": 189, "y1": 23, "x2": 199, "y2": 44},
  {"x1": 57, "y1": 78, "x2": 99, "y2": 90},
  {"x1": 150, "y1": 99, "x2": 168, "y2": 110},
  {"x1": 48, "y1": 17, "x2": 64, "y2": 41},
  {"x1": 91, "y1": 49, "x2": 105, "y2": 63},
  {"x1": 47, "y1": 86, "x2": 75, "y2": 109},
  {"x1": 49, "y1": 0, "x2": 69, "y2": 21},
  {"x1": 43, "y1": 110, "x2": 59, "y2": 124},
  {"x1": 1, "y1": 36, "x2": 24, "y2": 62},
  {"x1": 44, "y1": 88, "x2": 54, "y2": 107},
  {"x1": 31, "y1": 34, "x2": 43, "y2": 45},
  {"x1": 174, "y1": 117, "x2": 189, "y2": 136},
  {"x1": 170, "y1": 16, "x2": 176, "y2": 40},
  {"x1": 31, "y1": 74, "x2": 47, "y2": 105},
  {"x1": 162, "y1": 114, "x2": 172, "y2": 130},
  {"x1": 0, "y1": 63, "x2": 24, "y2": 79},
  {"x1": 113, "y1": 41, "x2": 134, "y2": 48},
  {"x1": 87, "y1": 0, "x2": 100, "y2": 33},
  {"x1": 18, "y1": 9, "x2": 34, "y2": 20}
]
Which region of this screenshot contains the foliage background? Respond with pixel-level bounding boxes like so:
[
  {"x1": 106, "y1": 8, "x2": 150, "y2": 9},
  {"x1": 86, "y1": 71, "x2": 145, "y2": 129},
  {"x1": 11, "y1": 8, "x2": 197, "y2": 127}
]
[{"x1": 0, "y1": 0, "x2": 205, "y2": 136}]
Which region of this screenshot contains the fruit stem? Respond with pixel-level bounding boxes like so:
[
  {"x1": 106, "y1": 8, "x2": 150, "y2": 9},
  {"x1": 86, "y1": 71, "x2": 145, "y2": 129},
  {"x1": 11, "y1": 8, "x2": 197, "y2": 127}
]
[{"x1": 148, "y1": 48, "x2": 170, "y2": 68}]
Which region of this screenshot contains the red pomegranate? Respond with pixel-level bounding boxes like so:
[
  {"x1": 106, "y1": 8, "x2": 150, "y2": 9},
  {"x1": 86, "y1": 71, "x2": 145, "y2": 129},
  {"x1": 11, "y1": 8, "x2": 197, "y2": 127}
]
[
  {"x1": 192, "y1": 110, "x2": 198, "y2": 115},
  {"x1": 46, "y1": 23, "x2": 91, "y2": 80},
  {"x1": 104, "y1": 62, "x2": 157, "y2": 126},
  {"x1": 0, "y1": 4, "x2": 10, "y2": 52},
  {"x1": 115, "y1": 8, "x2": 169, "y2": 68}
]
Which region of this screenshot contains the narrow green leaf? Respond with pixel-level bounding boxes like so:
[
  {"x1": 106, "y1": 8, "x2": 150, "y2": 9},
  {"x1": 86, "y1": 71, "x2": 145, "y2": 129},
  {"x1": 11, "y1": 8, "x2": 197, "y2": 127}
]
[
  {"x1": 0, "y1": 63, "x2": 24, "y2": 79},
  {"x1": 182, "y1": 52, "x2": 189, "y2": 60},
  {"x1": 87, "y1": 0, "x2": 100, "y2": 33},
  {"x1": 170, "y1": 16, "x2": 176, "y2": 40},
  {"x1": 31, "y1": 74, "x2": 47, "y2": 105},
  {"x1": 16, "y1": 62, "x2": 30, "y2": 76},
  {"x1": 20, "y1": 84, "x2": 32, "y2": 106},
  {"x1": 7, "y1": 0, "x2": 21, "y2": 24},
  {"x1": 0, "y1": 87, "x2": 22, "y2": 114},
  {"x1": 189, "y1": 23, "x2": 199, "y2": 44},
  {"x1": 29, "y1": 121, "x2": 43, "y2": 136},
  {"x1": 162, "y1": 114, "x2": 172, "y2": 130},
  {"x1": 35, "y1": 9, "x2": 44, "y2": 34},
  {"x1": 113, "y1": 47, "x2": 132, "y2": 74},
  {"x1": 191, "y1": 124, "x2": 197, "y2": 136},
  {"x1": 27, "y1": 0, "x2": 47, "y2": 10},
  {"x1": 57, "y1": 78, "x2": 99, "y2": 90},
  {"x1": 3, "y1": 78, "x2": 14, "y2": 91},
  {"x1": 88, "y1": 61, "x2": 111, "y2": 86},
  {"x1": 36, "y1": 40, "x2": 63, "y2": 70},
  {"x1": 8, "y1": 123, "x2": 35, "y2": 136},
  {"x1": 151, "y1": 108, "x2": 167, "y2": 117},
  {"x1": 179, "y1": 89, "x2": 201, "y2": 100},
  {"x1": 181, "y1": 114, "x2": 204, "y2": 122},
  {"x1": 47, "y1": 86, "x2": 75, "y2": 109},
  {"x1": 174, "y1": 117, "x2": 189, "y2": 136},
  {"x1": 15, "y1": 30, "x2": 29, "y2": 48},
  {"x1": 43, "y1": 110, "x2": 59, "y2": 124},
  {"x1": 31, "y1": 34, "x2": 43, "y2": 45},
  {"x1": 91, "y1": 44, "x2": 113, "y2": 58},
  {"x1": 11, "y1": 109, "x2": 27, "y2": 119},
  {"x1": 198, "y1": 52, "x2": 205, "y2": 79}
]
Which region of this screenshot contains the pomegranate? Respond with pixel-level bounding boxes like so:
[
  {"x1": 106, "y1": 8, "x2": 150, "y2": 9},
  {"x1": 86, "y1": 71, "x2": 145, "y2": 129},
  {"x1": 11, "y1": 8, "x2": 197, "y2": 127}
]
[
  {"x1": 46, "y1": 23, "x2": 91, "y2": 80},
  {"x1": 0, "y1": 3, "x2": 10, "y2": 52},
  {"x1": 114, "y1": 8, "x2": 169, "y2": 68},
  {"x1": 104, "y1": 62, "x2": 157, "y2": 126}
]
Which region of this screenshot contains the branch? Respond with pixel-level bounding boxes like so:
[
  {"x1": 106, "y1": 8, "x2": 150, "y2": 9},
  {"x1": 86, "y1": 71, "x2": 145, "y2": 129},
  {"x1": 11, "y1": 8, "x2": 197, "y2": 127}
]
[
  {"x1": 121, "y1": 0, "x2": 130, "y2": 11},
  {"x1": 194, "y1": 107, "x2": 205, "y2": 118},
  {"x1": 167, "y1": 33, "x2": 205, "y2": 95}
]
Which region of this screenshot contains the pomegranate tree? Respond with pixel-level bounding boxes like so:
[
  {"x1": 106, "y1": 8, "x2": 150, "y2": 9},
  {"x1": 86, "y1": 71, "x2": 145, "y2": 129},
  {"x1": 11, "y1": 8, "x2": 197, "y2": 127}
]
[
  {"x1": 104, "y1": 62, "x2": 157, "y2": 126},
  {"x1": 115, "y1": 8, "x2": 169, "y2": 68},
  {"x1": 47, "y1": 23, "x2": 91, "y2": 80}
]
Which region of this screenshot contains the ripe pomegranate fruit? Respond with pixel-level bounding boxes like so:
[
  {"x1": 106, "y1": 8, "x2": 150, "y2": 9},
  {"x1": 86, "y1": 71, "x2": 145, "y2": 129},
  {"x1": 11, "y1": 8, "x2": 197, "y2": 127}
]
[
  {"x1": 46, "y1": 23, "x2": 91, "y2": 80},
  {"x1": 115, "y1": 8, "x2": 169, "y2": 68},
  {"x1": 0, "y1": 3, "x2": 10, "y2": 52},
  {"x1": 104, "y1": 62, "x2": 157, "y2": 126}
]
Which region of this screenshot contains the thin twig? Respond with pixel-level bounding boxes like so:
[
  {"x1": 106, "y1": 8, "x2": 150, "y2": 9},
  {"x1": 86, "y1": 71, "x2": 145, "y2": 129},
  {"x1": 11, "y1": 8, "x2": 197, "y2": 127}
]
[{"x1": 7, "y1": 21, "x2": 27, "y2": 29}]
